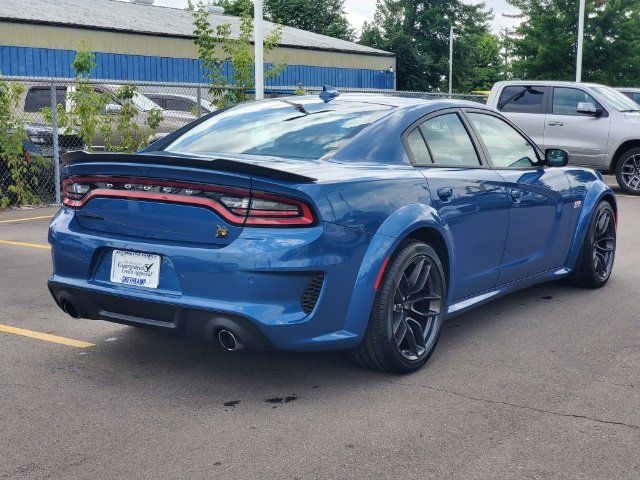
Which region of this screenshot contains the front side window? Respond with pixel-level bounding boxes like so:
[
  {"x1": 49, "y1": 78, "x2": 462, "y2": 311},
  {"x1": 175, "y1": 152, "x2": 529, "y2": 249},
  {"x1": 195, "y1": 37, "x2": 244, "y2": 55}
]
[
  {"x1": 552, "y1": 88, "x2": 602, "y2": 116},
  {"x1": 467, "y1": 113, "x2": 539, "y2": 169},
  {"x1": 418, "y1": 113, "x2": 480, "y2": 166},
  {"x1": 497, "y1": 86, "x2": 545, "y2": 114},
  {"x1": 166, "y1": 100, "x2": 394, "y2": 160}
]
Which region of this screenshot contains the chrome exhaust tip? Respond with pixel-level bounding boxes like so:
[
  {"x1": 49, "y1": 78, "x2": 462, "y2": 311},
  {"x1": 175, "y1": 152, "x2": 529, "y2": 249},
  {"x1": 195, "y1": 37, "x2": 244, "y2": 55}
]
[
  {"x1": 62, "y1": 301, "x2": 79, "y2": 319},
  {"x1": 217, "y1": 329, "x2": 244, "y2": 351}
]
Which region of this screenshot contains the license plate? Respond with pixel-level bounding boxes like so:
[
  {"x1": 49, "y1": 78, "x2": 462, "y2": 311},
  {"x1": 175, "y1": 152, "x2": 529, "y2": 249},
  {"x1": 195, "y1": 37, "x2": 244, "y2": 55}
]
[{"x1": 110, "y1": 250, "x2": 161, "y2": 289}]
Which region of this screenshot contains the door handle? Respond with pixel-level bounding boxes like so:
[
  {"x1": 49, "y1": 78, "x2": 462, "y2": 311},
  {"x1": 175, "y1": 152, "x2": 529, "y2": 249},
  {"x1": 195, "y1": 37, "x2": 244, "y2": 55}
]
[
  {"x1": 509, "y1": 188, "x2": 523, "y2": 203},
  {"x1": 437, "y1": 187, "x2": 453, "y2": 201},
  {"x1": 547, "y1": 121, "x2": 564, "y2": 126}
]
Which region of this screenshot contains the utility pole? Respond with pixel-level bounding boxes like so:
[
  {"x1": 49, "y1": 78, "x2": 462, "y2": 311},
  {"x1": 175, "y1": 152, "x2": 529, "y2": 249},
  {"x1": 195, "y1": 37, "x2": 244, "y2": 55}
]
[
  {"x1": 254, "y1": 0, "x2": 264, "y2": 100},
  {"x1": 500, "y1": 27, "x2": 511, "y2": 67},
  {"x1": 576, "y1": 0, "x2": 585, "y2": 81},
  {"x1": 501, "y1": 12, "x2": 524, "y2": 77},
  {"x1": 448, "y1": 25, "x2": 454, "y2": 96}
]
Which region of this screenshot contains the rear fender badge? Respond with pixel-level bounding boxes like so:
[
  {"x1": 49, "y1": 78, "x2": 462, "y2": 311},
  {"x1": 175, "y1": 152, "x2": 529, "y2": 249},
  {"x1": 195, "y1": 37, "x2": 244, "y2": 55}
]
[
  {"x1": 216, "y1": 225, "x2": 229, "y2": 239},
  {"x1": 574, "y1": 200, "x2": 582, "y2": 209}
]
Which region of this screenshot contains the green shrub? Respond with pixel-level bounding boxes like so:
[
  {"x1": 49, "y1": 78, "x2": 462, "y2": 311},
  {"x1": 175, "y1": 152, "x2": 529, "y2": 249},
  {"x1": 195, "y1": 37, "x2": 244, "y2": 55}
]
[{"x1": 0, "y1": 77, "x2": 48, "y2": 207}]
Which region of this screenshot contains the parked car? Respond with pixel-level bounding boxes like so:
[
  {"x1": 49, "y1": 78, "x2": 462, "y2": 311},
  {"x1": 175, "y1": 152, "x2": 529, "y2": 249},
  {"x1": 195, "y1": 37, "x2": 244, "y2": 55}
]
[
  {"x1": 19, "y1": 85, "x2": 85, "y2": 159},
  {"x1": 48, "y1": 93, "x2": 616, "y2": 373},
  {"x1": 0, "y1": 123, "x2": 84, "y2": 205},
  {"x1": 487, "y1": 80, "x2": 640, "y2": 194},
  {"x1": 617, "y1": 87, "x2": 640, "y2": 104},
  {"x1": 21, "y1": 84, "x2": 196, "y2": 151},
  {"x1": 145, "y1": 93, "x2": 216, "y2": 115}
]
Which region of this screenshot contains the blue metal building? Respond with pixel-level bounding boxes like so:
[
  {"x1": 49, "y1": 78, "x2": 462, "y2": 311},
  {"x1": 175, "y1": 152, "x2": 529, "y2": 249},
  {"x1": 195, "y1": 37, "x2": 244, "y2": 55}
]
[{"x1": 0, "y1": 0, "x2": 396, "y2": 89}]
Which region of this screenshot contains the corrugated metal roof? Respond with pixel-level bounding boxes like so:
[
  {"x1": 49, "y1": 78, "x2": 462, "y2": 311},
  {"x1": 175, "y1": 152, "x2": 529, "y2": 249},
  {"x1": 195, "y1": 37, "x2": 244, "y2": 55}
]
[{"x1": 0, "y1": 0, "x2": 394, "y2": 57}]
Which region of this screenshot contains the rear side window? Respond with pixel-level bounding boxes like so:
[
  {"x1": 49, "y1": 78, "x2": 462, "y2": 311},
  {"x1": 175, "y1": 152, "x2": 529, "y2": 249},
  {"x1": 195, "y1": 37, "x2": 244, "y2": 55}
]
[
  {"x1": 418, "y1": 113, "x2": 480, "y2": 166},
  {"x1": 405, "y1": 129, "x2": 432, "y2": 166},
  {"x1": 25, "y1": 87, "x2": 66, "y2": 112},
  {"x1": 552, "y1": 87, "x2": 602, "y2": 115},
  {"x1": 497, "y1": 86, "x2": 545, "y2": 114}
]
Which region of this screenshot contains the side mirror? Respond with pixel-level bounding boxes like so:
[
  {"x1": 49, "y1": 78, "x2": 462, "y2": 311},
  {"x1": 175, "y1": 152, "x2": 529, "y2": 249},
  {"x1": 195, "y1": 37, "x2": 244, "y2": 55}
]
[
  {"x1": 105, "y1": 103, "x2": 122, "y2": 115},
  {"x1": 577, "y1": 102, "x2": 602, "y2": 116},
  {"x1": 545, "y1": 149, "x2": 569, "y2": 167}
]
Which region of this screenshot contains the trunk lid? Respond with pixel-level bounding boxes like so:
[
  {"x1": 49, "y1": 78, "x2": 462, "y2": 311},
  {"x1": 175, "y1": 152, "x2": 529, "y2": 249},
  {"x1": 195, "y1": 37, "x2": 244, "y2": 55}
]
[{"x1": 62, "y1": 151, "x2": 317, "y2": 247}]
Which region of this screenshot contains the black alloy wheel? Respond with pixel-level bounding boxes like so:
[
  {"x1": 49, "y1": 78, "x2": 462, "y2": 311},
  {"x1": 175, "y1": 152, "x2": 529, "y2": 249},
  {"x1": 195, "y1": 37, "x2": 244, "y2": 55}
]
[
  {"x1": 391, "y1": 254, "x2": 443, "y2": 361},
  {"x1": 615, "y1": 147, "x2": 640, "y2": 195},
  {"x1": 591, "y1": 206, "x2": 616, "y2": 282},
  {"x1": 351, "y1": 241, "x2": 446, "y2": 373},
  {"x1": 570, "y1": 201, "x2": 616, "y2": 288}
]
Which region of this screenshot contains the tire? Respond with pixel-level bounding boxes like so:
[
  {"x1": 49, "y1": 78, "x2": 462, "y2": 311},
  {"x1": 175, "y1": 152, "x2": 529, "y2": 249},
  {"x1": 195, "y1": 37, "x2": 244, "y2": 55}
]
[
  {"x1": 615, "y1": 147, "x2": 640, "y2": 194},
  {"x1": 350, "y1": 240, "x2": 447, "y2": 373},
  {"x1": 569, "y1": 201, "x2": 616, "y2": 288}
]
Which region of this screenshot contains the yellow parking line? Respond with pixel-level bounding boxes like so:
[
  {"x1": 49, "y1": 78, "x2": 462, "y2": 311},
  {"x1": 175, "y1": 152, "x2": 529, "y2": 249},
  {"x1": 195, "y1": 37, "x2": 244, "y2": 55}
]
[
  {"x1": 0, "y1": 239, "x2": 51, "y2": 250},
  {"x1": 0, "y1": 215, "x2": 54, "y2": 224},
  {"x1": 0, "y1": 324, "x2": 94, "y2": 348}
]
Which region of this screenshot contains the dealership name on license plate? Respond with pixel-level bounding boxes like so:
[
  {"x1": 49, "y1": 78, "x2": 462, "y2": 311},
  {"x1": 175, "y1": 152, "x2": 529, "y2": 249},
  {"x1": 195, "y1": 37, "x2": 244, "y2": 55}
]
[{"x1": 110, "y1": 250, "x2": 161, "y2": 289}]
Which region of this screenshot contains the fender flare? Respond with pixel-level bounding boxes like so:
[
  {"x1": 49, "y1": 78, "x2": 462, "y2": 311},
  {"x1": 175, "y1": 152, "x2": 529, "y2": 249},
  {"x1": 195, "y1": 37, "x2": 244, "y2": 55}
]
[
  {"x1": 341, "y1": 203, "x2": 455, "y2": 340},
  {"x1": 606, "y1": 135, "x2": 640, "y2": 168},
  {"x1": 566, "y1": 183, "x2": 617, "y2": 270}
]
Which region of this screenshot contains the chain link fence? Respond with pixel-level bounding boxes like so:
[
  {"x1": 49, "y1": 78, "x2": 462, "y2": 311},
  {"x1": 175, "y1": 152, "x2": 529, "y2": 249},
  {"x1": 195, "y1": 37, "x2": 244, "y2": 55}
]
[{"x1": 0, "y1": 76, "x2": 488, "y2": 209}]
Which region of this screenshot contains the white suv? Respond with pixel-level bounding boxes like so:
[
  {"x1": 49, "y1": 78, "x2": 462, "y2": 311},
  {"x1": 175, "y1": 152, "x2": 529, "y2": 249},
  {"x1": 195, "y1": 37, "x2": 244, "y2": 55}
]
[{"x1": 487, "y1": 80, "x2": 640, "y2": 194}]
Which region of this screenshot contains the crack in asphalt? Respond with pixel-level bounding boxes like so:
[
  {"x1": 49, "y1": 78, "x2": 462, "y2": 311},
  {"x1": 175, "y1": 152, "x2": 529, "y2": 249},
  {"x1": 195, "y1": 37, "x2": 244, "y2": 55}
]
[
  {"x1": 387, "y1": 380, "x2": 640, "y2": 432},
  {"x1": 0, "y1": 382, "x2": 49, "y2": 392}
]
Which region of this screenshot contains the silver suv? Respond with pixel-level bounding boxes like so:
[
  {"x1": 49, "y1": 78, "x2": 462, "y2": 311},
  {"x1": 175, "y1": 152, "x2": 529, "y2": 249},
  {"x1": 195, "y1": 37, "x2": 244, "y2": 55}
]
[{"x1": 487, "y1": 81, "x2": 640, "y2": 194}]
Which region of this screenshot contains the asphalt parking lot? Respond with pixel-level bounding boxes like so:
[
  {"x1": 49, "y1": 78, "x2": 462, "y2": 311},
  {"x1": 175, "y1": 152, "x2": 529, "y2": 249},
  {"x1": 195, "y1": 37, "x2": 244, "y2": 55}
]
[{"x1": 1, "y1": 178, "x2": 638, "y2": 480}]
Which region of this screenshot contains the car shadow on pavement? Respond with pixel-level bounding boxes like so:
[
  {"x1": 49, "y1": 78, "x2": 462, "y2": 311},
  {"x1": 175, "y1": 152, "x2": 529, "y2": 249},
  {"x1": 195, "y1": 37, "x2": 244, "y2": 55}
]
[{"x1": 65, "y1": 280, "x2": 592, "y2": 408}]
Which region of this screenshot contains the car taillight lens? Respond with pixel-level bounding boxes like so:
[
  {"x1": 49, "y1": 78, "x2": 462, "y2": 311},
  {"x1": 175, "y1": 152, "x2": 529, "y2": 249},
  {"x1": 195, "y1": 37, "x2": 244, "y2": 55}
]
[{"x1": 61, "y1": 176, "x2": 315, "y2": 227}]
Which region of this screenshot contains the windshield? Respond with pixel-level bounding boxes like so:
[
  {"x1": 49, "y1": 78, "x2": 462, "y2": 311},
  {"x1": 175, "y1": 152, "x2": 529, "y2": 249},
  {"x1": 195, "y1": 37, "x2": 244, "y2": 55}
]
[
  {"x1": 591, "y1": 86, "x2": 640, "y2": 112},
  {"x1": 165, "y1": 99, "x2": 394, "y2": 160}
]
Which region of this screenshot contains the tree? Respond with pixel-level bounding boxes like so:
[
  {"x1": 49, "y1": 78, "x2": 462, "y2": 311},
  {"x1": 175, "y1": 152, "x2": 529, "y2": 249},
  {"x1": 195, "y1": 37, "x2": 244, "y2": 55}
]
[
  {"x1": 264, "y1": 0, "x2": 355, "y2": 41},
  {"x1": 507, "y1": 0, "x2": 640, "y2": 85},
  {"x1": 360, "y1": 0, "x2": 503, "y2": 92},
  {"x1": 43, "y1": 47, "x2": 163, "y2": 153},
  {"x1": 455, "y1": 32, "x2": 504, "y2": 91},
  {"x1": 191, "y1": 0, "x2": 284, "y2": 107},
  {"x1": 217, "y1": 0, "x2": 249, "y2": 16}
]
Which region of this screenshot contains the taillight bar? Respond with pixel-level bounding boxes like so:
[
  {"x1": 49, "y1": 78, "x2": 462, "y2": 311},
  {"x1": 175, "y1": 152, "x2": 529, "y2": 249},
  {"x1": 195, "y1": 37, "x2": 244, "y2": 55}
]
[{"x1": 61, "y1": 176, "x2": 316, "y2": 227}]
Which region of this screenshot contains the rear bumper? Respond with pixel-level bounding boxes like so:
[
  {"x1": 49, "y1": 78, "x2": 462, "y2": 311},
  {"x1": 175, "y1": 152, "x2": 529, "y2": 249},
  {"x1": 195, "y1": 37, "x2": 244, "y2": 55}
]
[
  {"x1": 48, "y1": 207, "x2": 375, "y2": 351},
  {"x1": 48, "y1": 281, "x2": 274, "y2": 349}
]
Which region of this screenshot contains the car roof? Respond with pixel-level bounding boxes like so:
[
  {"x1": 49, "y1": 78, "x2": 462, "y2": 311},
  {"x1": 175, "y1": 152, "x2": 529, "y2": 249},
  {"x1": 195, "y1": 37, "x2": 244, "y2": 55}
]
[
  {"x1": 148, "y1": 93, "x2": 198, "y2": 101},
  {"x1": 617, "y1": 87, "x2": 640, "y2": 92},
  {"x1": 493, "y1": 80, "x2": 608, "y2": 89},
  {"x1": 276, "y1": 93, "x2": 491, "y2": 112}
]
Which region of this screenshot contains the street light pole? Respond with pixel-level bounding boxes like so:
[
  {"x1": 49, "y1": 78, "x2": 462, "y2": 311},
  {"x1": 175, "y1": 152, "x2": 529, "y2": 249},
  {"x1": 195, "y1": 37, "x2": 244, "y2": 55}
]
[
  {"x1": 448, "y1": 25, "x2": 454, "y2": 96},
  {"x1": 254, "y1": 0, "x2": 264, "y2": 100},
  {"x1": 576, "y1": 0, "x2": 585, "y2": 82}
]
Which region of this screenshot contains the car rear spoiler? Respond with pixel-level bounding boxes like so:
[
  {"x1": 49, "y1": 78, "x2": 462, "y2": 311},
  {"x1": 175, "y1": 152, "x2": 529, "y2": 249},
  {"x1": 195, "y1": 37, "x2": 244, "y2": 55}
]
[{"x1": 62, "y1": 151, "x2": 318, "y2": 184}]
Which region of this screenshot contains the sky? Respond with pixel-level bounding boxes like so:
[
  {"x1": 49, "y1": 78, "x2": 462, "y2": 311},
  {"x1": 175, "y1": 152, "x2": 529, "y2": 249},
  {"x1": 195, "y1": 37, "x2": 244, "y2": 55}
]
[{"x1": 151, "y1": 0, "x2": 521, "y2": 34}]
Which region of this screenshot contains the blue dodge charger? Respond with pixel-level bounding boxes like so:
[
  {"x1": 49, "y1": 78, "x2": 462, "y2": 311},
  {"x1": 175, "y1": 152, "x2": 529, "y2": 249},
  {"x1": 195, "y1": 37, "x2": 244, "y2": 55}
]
[{"x1": 48, "y1": 92, "x2": 617, "y2": 373}]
